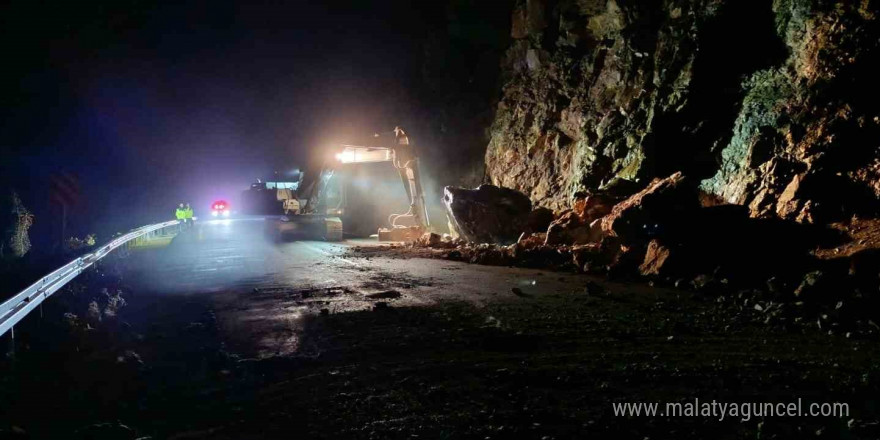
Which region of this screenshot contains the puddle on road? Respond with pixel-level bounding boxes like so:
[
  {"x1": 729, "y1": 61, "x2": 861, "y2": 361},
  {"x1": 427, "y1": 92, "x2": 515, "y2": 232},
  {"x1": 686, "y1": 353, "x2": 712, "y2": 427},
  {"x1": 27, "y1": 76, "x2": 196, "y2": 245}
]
[
  {"x1": 219, "y1": 263, "x2": 443, "y2": 359},
  {"x1": 227, "y1": 282, "x2": 411, "y2": 358}
]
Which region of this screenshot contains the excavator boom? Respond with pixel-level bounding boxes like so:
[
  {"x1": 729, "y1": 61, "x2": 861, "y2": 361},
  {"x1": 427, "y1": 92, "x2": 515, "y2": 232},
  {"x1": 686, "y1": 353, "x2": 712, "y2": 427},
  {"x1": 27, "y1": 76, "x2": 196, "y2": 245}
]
[
  {"x1": 275, "y1": 128, "x2": 429, "y2": 242},
  {"x1": 335, "y1": 144, "x2": 430, "y2": 231}
]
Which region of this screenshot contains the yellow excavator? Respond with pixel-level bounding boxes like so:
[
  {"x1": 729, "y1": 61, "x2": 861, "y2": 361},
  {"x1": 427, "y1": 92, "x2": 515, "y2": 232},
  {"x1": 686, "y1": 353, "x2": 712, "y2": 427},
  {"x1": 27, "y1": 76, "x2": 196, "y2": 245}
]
[{"x1": 273, "y1": 127, "x2": 430, "y2": 242}]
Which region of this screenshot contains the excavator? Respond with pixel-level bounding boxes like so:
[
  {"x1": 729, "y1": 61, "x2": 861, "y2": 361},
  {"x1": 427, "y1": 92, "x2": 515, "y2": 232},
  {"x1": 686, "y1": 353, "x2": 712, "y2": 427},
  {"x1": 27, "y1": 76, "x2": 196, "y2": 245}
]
[{"x1": 272, "y1": 127, "x2": 430, "y2": 242}]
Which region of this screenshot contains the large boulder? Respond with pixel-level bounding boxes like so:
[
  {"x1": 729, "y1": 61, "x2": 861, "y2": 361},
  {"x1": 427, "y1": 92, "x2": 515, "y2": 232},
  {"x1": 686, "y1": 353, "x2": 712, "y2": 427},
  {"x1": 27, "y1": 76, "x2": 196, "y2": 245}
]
[
  {"x1": 847, "y1": 248, "x2": 880, "y2": 293},
  {"x1": 517, "y1": 232, "x2": 547, "y2": 249},
  {"x1": 683, "y1": 204, "x2": 837, "y2": 284},
  {"x1": 525, "y1": 207, "x2": 555, "y2": 233},
  {"x1": 570, "y1": 243, "x2": 605, "y2": 272},
  {"x1": 443, "y1": 185, "x2": 533, "y2": 244},
  {"x1": 545, "y1": 211, "x2": 602, "y2": 245},
  {"x1": 600, "y1": 172, "x2": 698, "y2": 245},
  {"x1": 573, "y1": 193, "x2": 616, "y2": 222},
  {"x1": 546, "y1": 192, "x2": 615, "y2": 246}
]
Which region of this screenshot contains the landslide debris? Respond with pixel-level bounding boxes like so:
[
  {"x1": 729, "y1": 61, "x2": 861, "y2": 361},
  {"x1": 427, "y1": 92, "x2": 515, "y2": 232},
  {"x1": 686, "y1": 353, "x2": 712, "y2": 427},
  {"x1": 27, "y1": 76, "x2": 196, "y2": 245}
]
[{"x1": 353, "y1": 175, "x2": 880, "y2": 328}]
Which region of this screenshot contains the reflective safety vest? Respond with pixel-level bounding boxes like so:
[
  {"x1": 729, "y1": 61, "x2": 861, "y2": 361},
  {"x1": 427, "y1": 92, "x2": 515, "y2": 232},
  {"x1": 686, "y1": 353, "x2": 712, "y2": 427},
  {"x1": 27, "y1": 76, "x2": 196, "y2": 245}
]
[
  {"x1": 184, "y1": 208, "x2": 194, "y2": 219},
  {"x1": 175, "y1": 208, "x2": 186, "y2": 220}
]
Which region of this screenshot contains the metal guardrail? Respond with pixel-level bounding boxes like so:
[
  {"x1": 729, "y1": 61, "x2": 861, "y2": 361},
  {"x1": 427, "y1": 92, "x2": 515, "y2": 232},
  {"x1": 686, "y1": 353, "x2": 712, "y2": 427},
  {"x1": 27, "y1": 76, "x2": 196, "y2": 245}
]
[{"x1": 0, "y1": 220, "x2": 181, "y2": 338}]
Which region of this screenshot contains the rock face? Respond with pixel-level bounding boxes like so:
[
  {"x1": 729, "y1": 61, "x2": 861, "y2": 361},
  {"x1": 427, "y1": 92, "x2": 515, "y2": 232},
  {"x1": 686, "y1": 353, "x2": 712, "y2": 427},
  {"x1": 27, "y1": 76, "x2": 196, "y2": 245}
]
[
  {"x1": 702, "y1": 1, "x2": 880, "y2": 223},
  {"x1": 443, "y1": 184, "x2": 533, "y2": 244},
  {"x1": 484, "y1": 0, "x2": 880, "y2": 221}
]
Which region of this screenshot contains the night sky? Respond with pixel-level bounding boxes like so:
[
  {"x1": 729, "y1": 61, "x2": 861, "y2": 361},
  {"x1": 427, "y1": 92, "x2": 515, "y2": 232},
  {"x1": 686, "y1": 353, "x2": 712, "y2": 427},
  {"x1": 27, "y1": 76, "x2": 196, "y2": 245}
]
[{"x1": 1, "y1": 0, "x2": 459, "y2": 243}]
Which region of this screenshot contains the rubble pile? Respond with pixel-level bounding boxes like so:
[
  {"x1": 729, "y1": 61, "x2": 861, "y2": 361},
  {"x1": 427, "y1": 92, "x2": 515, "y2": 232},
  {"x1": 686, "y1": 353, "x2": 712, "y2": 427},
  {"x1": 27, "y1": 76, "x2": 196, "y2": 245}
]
[
  {"x1": 544, "y1": 191, "x2": 617, "y2": 246},
  {"x1": 400, "y1": 237, "x2": 579, "y2": 270},
  {"x1": 437, "y1": 173, "x2": 701, "y2": 276},
  {"x1": 401, "y1": 176, "x2": 880, "y2": 323}
]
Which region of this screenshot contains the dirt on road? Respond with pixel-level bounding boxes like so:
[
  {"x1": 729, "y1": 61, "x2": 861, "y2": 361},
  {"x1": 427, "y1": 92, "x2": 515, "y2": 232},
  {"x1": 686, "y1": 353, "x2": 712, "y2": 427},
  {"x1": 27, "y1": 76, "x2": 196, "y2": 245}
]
[{"x1": 1, "y1": 249, "x2": 879, "y2": 439}]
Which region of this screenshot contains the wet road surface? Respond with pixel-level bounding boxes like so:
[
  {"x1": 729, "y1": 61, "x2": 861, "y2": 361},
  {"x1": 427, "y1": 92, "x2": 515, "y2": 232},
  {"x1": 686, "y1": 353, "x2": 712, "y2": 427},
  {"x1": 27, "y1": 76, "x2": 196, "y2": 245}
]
[
  {"x1": 127, "y1": 217, "x2": 590, "y2": 358},
  {"x1": 4, "y1": 217, "x2": 880, "y2": 439}
]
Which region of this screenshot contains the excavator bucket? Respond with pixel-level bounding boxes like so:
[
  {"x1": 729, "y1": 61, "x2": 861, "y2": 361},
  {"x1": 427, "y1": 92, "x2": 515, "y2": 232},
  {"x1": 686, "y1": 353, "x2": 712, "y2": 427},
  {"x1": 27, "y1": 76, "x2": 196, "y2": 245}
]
[
  {"x1": 378, "y1": 226, "x2": 424, "y2": 242},
  {"x1": 273, "y1": 216, "x2": 343, "y2": 242}
]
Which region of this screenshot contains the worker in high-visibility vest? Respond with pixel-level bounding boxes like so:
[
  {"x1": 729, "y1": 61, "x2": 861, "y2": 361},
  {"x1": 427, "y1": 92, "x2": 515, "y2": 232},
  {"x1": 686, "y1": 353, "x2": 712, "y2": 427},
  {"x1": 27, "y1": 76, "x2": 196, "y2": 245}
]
[
  {"x1": 184, "y1": 203, "x2": 194, "y2": 227},
  {"x1": 175, "y1": 203, "x2": 187, "y2": 231}
]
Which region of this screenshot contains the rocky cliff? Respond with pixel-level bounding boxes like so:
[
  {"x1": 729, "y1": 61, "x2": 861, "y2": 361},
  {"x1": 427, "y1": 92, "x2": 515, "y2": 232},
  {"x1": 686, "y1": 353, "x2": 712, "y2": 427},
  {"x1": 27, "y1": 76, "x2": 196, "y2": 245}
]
[{"x1": 484, "y1": 0, "x2": 879, "y2": 221}]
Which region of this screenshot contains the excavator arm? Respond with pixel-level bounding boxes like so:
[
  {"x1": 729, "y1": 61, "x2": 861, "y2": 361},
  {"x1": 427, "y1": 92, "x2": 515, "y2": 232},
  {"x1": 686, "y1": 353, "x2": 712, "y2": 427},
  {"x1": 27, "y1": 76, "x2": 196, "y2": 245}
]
[{"x1": 278, "y1": 128, "x2": 429, "y2": 242}]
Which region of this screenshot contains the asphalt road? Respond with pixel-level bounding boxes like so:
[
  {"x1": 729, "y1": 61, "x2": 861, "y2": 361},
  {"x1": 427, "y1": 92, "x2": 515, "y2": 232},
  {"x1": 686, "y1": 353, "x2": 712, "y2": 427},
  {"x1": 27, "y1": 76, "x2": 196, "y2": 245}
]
[
  {"x1": 127, "y1": 216, "x2": 589, "y2": 358},
  {"x1": 121, "y1": 217, "x2": 880, "y2": 439},
  {"x1": 132, "y1": 217, "x2": 346, "y2": 294},
  {"x1": 5, "y1": 216, "x2": 879, "y2": 439}
]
